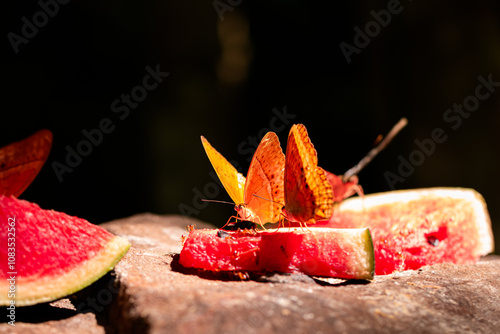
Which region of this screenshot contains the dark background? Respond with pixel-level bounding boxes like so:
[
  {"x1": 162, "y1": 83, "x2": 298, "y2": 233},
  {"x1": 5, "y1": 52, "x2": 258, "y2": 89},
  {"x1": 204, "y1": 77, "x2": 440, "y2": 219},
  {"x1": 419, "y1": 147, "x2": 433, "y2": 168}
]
[{"x1": 3, "y1": 0, "x2": 499, "y2": 253}]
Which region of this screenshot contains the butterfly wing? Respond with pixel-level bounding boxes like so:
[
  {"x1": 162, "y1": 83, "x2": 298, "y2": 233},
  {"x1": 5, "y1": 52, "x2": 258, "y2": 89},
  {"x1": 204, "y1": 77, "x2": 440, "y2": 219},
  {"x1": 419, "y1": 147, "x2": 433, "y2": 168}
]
[
  {"x1": 201, "y1": 136, "x2": 245, "y2": 205},
  {"x1": 284, "y1": 124, "x2": 333, "y2": 224},
  {"x1": 0, "y1": 129, "x2": 53, "y2": 197},
  {"x1": 243, "y1": 132, "x2": 285, "y2": 225},
  {"x1": 325, "y1": 170, "x2": 361, "y2": 202}
]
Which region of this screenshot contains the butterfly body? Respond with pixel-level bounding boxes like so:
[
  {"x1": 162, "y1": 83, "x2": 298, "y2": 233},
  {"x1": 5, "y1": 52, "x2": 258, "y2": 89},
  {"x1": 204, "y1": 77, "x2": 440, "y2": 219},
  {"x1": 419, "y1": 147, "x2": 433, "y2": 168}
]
[{"x1": 235, "y1": 203, "x2": 259, "y2": 224}]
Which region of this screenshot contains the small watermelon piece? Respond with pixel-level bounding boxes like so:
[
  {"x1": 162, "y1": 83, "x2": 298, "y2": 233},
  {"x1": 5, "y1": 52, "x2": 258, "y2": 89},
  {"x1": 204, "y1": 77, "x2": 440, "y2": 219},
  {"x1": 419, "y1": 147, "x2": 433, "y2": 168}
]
[
  {"x1": 179, "y1": 227, "x2": 375, "y2": 280},
  {"x1": 322, "y1": 187, "x2": 495, "y2": 275},
  {"x1": 0, "y1": 195, "x2": 130, "y2": 306}
]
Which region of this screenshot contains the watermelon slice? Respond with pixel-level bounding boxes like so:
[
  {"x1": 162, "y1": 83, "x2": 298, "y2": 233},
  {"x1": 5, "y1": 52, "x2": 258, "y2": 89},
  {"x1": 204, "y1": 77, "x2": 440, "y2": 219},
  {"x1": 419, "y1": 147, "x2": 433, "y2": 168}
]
[
  {"x1": 322, "y1": 187, "x2": 495, "y2": 275},
  {"x1": 179, "y1": 227, "x2": 375, "y2": 280},
  {"x1": 0, "y1": 195, "x2": 130, "y2": 306}
]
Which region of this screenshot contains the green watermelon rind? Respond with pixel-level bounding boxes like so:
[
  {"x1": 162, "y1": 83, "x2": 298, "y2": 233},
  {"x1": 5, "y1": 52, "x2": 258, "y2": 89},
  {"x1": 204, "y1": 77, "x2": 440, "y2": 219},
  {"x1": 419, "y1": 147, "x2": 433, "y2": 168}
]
[
  {"x1": 362, "y1": 227, "x2": 375, "y2": 279},
  {"x1": 0, "y1": 235, "x2": 130, "y2": 307}
]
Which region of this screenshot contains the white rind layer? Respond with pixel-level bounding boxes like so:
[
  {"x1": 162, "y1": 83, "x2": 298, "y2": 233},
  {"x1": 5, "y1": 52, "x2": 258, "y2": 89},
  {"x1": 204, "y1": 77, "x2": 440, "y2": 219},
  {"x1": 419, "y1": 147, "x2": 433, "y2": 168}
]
[{"x1": 337, "y1": 187, "x2": 494, "y2": 256}]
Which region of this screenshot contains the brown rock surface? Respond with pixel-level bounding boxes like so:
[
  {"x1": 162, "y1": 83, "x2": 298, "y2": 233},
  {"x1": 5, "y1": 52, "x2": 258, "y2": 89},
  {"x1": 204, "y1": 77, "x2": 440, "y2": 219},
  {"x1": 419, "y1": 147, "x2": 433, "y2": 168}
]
[
  {"x1": 0, "y1": 300, "x2": 105, "y2": 334},
  {"x1": 102, "y1": 213, "x2": 213, "y2": 253},
  {"x1": 107, "y1": 214, "x2": 500, "y2": 334},
  {"x1": 2, "y1": 213, "x2": 498, "y2": 333},
  {"x1": 112, "y1": 252, "x2": 500, "y2": 334}
]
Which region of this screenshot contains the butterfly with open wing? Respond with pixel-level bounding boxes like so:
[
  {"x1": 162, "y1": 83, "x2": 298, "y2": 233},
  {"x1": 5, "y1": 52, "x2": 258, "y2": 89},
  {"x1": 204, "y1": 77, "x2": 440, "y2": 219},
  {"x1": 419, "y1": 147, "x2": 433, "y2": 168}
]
[{"x1": 201, "y1": 132, "x2": 285, "y2": 227}]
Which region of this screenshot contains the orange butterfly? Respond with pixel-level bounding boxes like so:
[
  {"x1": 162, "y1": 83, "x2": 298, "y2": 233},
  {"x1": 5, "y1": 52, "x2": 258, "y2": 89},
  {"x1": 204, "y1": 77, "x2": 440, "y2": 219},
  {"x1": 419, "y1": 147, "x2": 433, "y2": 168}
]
[
  {"x1": 0, "y1": 129, "x2": 53, "y2": 197},
  {"x1": 282, "y1": 124, "x2": 334, "y2": 225},
  {"x1": 201, "y1": 132, "x2": 285, "y2": 226}
]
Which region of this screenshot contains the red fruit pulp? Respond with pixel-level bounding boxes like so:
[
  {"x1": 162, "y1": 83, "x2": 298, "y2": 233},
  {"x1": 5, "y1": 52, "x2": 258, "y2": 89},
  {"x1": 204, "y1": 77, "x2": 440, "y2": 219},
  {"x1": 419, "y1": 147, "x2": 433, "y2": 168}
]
[
  {"x1": 180, "y1": 227, "x2": 374, "y2": 280},
  {"x1": 319, "y1": 189, "x2": 492, "y2": 275}
]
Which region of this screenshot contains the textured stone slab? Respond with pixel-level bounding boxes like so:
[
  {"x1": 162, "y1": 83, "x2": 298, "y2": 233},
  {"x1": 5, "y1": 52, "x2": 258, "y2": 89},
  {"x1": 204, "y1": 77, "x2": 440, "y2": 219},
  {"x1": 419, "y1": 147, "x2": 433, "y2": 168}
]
[
  {"x1": 105, "y1": 214, "x2": 500, "y2": 334},
  {"x1": 102, "y1": 213, "x2": 213, "y2": 253},
  {"x1": 2, "y1": 213, "x2": 498, "y2": 333},
  {"x1": 0, "y1": 300, "x2": 104, "y2": 334}
]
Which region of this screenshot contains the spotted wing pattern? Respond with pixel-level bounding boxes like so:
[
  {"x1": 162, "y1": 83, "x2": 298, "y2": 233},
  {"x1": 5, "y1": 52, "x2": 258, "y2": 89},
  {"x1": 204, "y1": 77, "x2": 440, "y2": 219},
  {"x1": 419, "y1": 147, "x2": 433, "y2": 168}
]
[
  {"x1": 283, "y1": 124, "x2": 333, "y2": 224},
  {"x1": 243, "y1": 132, "x2": 285, "y2": 225}
]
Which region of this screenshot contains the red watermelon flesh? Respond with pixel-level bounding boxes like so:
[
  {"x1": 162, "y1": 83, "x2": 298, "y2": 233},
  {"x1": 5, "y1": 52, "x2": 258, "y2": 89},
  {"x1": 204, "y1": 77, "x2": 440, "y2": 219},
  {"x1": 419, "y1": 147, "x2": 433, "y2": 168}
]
[
  {"x1": 0, "y1": 195, "x2": 130, "y2": 306},
  {"x1": 180, "y1": 227, "x2": 375, "y2": 280},
  {"x1": 319, "y1": 188, "x2": 494, "y2": 275}
]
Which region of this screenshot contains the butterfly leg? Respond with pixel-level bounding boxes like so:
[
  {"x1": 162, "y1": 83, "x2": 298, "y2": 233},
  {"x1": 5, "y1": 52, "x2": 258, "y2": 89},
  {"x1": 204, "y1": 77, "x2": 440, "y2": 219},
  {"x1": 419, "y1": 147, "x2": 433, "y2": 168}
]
[
  {"x1": 275, "y1": 213, "x2": 285, "y2": 232},
  {"x1": 277, "y1": 212, "x2": 293, "y2": 231},
  {"x1": 221, "y1": 214, "x2": 243, "y2": 230},
  {"x1": 299, "y1": 219, "x2": 316, "y2": 233},
  {"x1": 295, "y1": 221, "x2": 308, "y2": 232},
  {"x1": 352, "y1": 183, "x2": 364, "y2": 199},
  {"x1": 236, "y1": 271, "x2": 250, "y2": 280},
  {"x1": 254, "y1": 216, "x2": 267, "y2": 231},
  {"x1": 353, "y1": 184, "x2": 367, "y2": 212}
]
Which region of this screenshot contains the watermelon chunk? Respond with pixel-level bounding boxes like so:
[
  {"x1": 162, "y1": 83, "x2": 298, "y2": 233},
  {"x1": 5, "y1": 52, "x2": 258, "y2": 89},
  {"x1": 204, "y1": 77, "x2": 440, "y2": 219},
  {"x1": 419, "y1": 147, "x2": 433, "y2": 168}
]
[
  {"x1": 322, "y1": 187, "x2": 495, "y2": 275},
  {"x1": 179, "y1": 227, "x2": 375, "y2": 280},
  {"x1": 0, "y1": 195, "x2": 130, "y2": 306}
]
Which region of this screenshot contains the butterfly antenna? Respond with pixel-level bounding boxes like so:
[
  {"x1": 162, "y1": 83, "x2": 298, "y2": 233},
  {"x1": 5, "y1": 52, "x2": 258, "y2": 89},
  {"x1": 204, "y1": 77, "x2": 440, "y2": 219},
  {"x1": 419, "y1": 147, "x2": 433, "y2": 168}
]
[
  {"x1": 252, "y1": 194, "x2": 284, "y2": 206},
  {"x1": 343, "y1": 117, "x2": 408, "y2": 182},
  {"x1": 201, "y1": 199, "x2": 235, "y2": 205}
]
